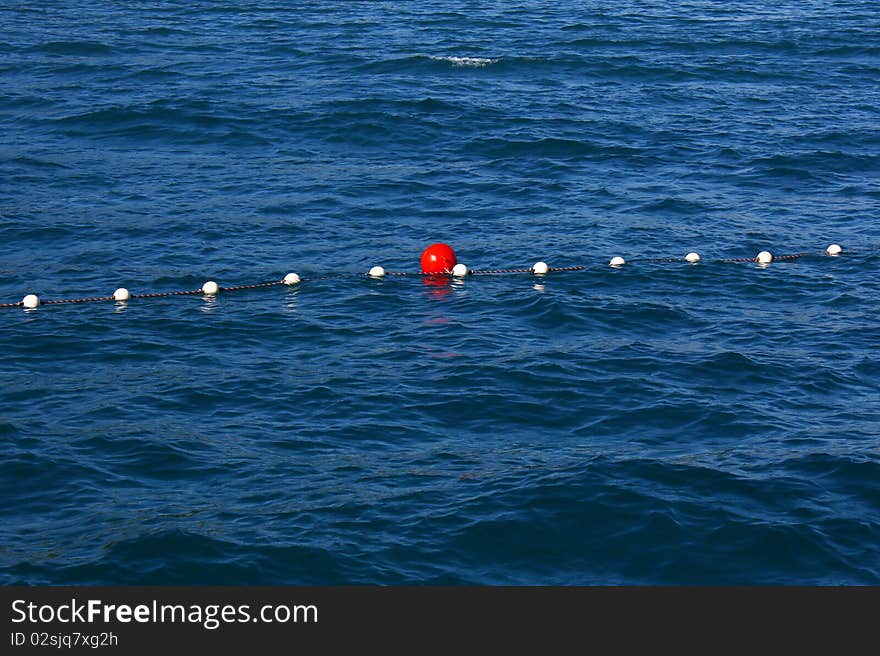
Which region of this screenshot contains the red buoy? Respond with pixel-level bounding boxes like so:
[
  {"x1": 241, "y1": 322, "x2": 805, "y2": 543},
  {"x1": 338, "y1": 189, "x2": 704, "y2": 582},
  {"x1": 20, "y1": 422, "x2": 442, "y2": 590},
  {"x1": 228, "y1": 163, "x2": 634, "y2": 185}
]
[{"x1": 420, "y1": 243, "x2": 457, "y2": 274}]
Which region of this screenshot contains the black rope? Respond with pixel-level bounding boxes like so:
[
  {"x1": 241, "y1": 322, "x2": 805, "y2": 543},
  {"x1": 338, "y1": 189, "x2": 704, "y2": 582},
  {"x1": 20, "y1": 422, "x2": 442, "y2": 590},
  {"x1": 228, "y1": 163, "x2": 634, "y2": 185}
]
[
  {"x1": 470, "y1": 268, "x2": 534, "y2": 275},
  {"x1": 630, "y1": 257, "x2": 689, "y2": 264},
  {"x1": 219, "y1": 280, "x2": 285, "y2": 292},
  {"x1": 131, "y1": 289, "x2": 204, "y2": 299},
  {"x1": 719, "y1": 252, "x2": 811, "y2": 263},
  {"x1": 42, "y1": 296, "x2": 116, "y2": 305},
  {"x1": 0, "y1": 248, "x2": 865, "y2": 310}
]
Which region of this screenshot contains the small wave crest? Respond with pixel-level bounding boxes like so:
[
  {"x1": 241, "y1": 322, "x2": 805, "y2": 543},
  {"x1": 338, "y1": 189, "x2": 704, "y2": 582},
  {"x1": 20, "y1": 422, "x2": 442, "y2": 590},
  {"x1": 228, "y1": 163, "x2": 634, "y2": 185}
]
[{"x1": 429, "y1": 55, "x2": 499, "y2": 67}]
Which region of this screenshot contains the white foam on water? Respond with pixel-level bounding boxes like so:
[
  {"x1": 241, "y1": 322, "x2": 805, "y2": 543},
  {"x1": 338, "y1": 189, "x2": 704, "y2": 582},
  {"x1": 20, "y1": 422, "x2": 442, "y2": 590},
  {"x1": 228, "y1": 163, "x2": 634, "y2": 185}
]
[{"x1": 430, "y1": 55, "x2": 499, "y2": 67}]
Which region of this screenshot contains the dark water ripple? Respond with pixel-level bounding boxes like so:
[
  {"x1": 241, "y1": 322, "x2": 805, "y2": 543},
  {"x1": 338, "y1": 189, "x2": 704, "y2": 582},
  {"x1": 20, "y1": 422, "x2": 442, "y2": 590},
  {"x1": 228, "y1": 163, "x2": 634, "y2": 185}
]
[{"x1": 1, "y1": 1, "x2": 879, "y2": 585}]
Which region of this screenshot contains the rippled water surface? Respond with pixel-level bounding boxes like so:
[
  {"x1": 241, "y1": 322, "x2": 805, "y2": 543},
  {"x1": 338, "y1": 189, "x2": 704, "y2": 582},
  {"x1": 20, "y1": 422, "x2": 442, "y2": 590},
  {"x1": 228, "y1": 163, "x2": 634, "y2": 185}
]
[{"x1": 1, "y1": 1, "x2": 879, "y2": 584}]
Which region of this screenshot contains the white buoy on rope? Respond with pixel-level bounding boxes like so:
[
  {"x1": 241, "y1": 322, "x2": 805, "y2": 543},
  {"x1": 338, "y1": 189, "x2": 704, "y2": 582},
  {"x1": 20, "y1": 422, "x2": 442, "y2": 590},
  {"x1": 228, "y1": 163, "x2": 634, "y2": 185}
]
[
  {"x1": 451, "y1": 263, "x2": 469, "y2": 276},
  {"x1": 609, "y1": 256, "x2": 626, "y2": 267},
  {"x1": 685, "y1": 252, "x2": 701, "y2": 263},
  {"x1": 113, "y1": 288, "x2": 130, "y2": 301},
  {"x1": 825, "y1": 244, "x2": 842, "y2": 256},
  {"x1": 202, "y1": 281, "x2": 219, "y2": 295},
  {"x1": 368, "y1": 266, "x2": 385, "y2": 278},
  {"x1": 531, "y1": 261, "x2": 549, "y2": 275},
  {"x1": 756, "y1": 251, "x2": 773, "y2": 265},
  {"x1": 22, "y1": 294, "x2": 39, "y2": 309},
  {"x1": 283, "y1": 273, "x2": 301, "y2": 285}
]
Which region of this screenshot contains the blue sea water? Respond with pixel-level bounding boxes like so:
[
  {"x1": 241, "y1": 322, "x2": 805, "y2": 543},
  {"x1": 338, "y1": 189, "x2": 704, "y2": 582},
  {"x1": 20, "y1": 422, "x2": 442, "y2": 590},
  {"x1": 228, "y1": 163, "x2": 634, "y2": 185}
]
[{"x1": 1, "y1": 1, "x2": 879, "y2": 585}]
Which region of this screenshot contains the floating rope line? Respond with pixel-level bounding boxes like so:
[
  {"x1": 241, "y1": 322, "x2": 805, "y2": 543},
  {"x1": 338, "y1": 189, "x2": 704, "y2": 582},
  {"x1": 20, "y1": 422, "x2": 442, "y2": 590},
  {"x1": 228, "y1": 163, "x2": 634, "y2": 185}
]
[
  {"x1": 220, "y1": 280, "x2": 286, "y2": 293},
  {"x1": 130, "y1": 289, "x2": 205, "y2": 299},
  {"x1": 42, "y1": 295, "x2": 118, "y2": 306},
  {"x1": 719, "y1": 252, "x2": 811, "y2": 263},
  {"x1": 470, "y1": 267, "x2": 534, "y2": 275},
  {"x1": 2, "y1": 244, "x2": 856, "y2": 310},
  {"x1": 629, "y1": 258, "x2": 687, "y2": 264}
]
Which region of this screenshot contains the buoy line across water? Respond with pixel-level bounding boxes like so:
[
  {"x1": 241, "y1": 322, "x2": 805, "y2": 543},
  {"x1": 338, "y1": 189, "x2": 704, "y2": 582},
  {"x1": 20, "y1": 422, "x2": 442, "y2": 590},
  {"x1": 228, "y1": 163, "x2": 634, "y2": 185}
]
[{"x1": 0, "y1": 243, "x2": 855, "y2": 310}]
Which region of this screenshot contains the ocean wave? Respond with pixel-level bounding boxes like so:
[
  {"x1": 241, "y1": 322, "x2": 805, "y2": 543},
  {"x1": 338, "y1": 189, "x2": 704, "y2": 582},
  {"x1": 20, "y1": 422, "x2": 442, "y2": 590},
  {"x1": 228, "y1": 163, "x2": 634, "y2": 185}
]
[
  {"x1": 428, "y1": 55, "x2": 500, "y2": 67},
  {"x1": 25, "y1": 40, "x2": 113, "y2": 56},
  {"x1": 355, "y1": 54, "x2": 501, "y2": 74}
]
